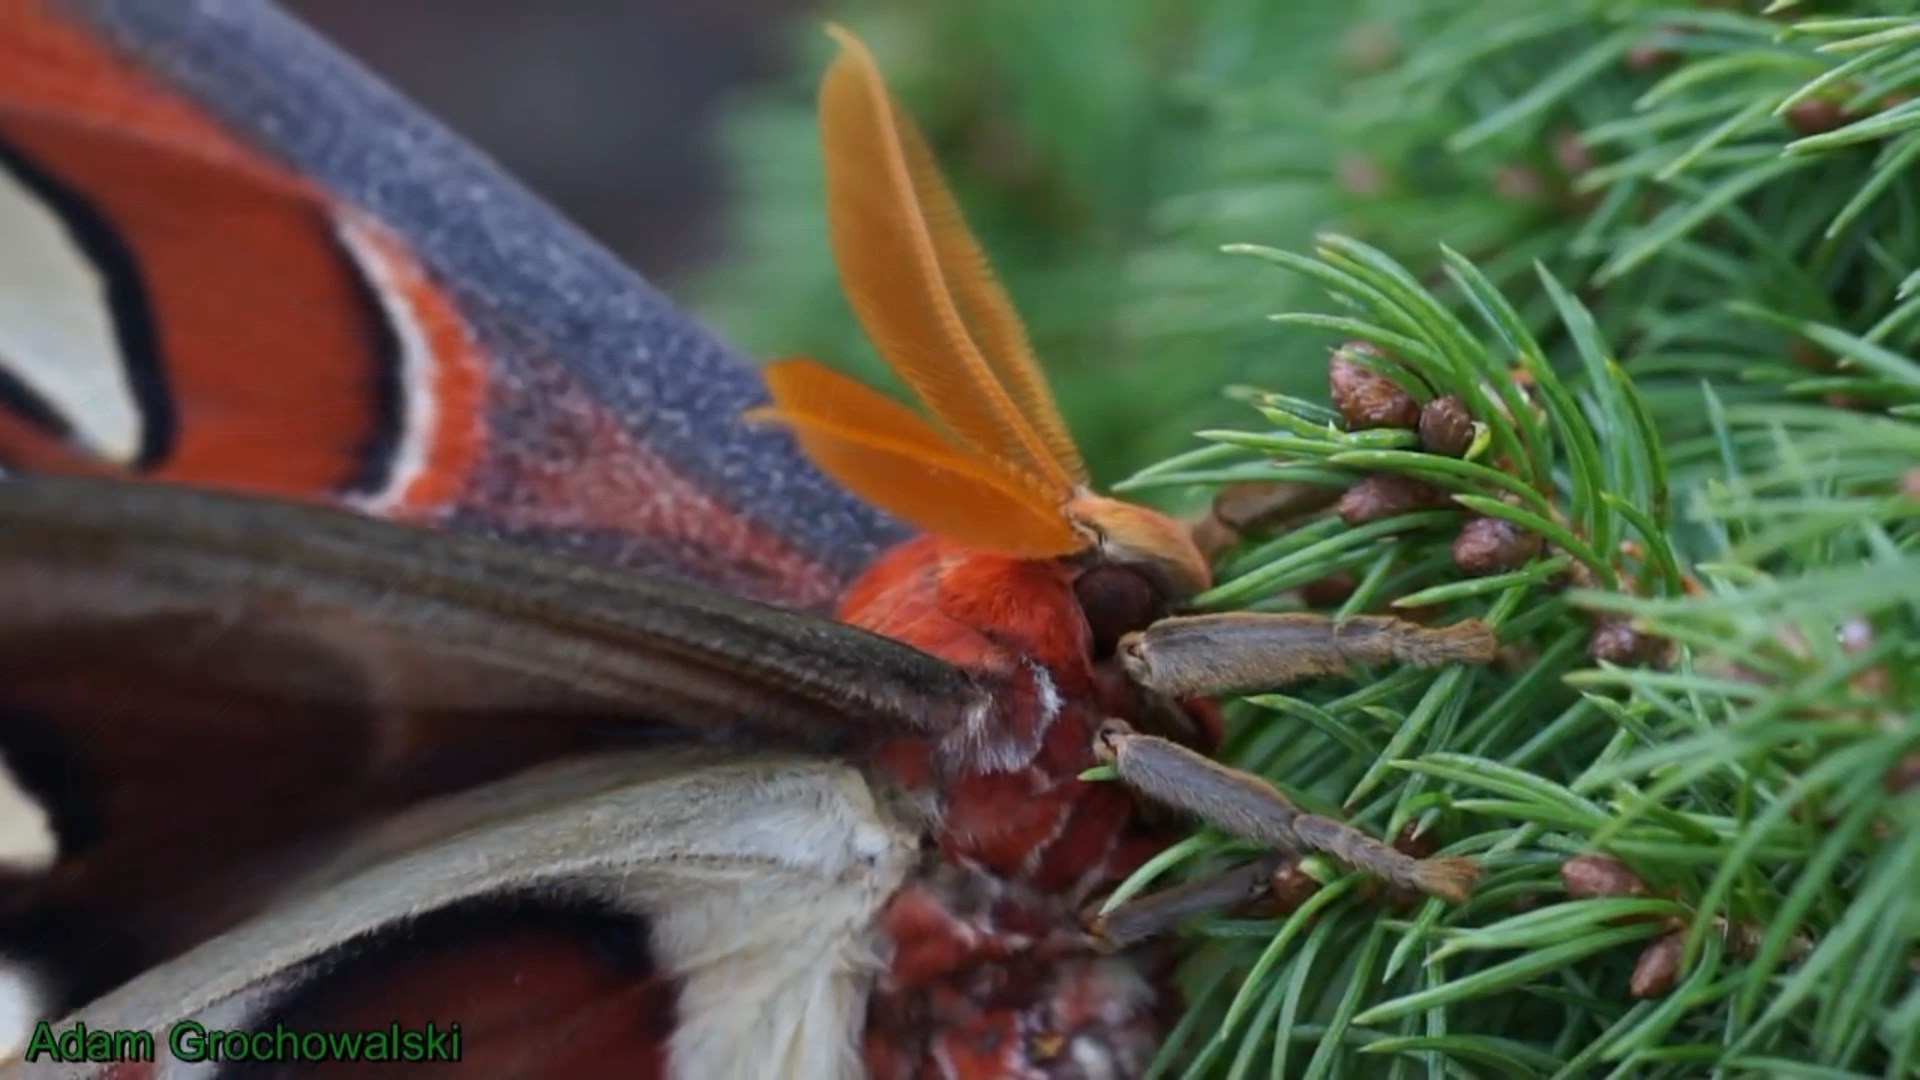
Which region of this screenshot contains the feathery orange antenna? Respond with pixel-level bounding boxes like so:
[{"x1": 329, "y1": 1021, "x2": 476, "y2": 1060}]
[
  {"x1": 877, "y1": 60, "x2": 1087, "y2": 485},
  {"x1": 757, "y1": 360, "x2": 1082, "y2": 557},
  {"x1": 812, "y1": 23, "x2": 1077, "y2": 488},
  {"x1": 752, "y1": 26, "x2": 1210, "y2": 593},
  {"x1": 750, "y1": 23, "x2": 1095, "y2": 555}
]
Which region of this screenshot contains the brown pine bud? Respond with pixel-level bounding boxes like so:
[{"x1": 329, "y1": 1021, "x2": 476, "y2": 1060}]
[
  {"x1": 1299, "y1": 570, "x2": 1358, "y2": 608},
  {"x1": 1206, "y1": 481, "x2": 1341, "y2": 538},
  {"x1": 1418, "y1": 395, "x2": 1475, "y2": 457},
  {"x1": 1268, "y1": 861, "x2": 1323, "y2": 912},
  {"x1": 1329, "y1": 343, "x2": 1420, "y2": 430},
  {"x1": 1625, "y1": 41, "x2": 1671, "y2": 71},
  {"x1": 1395, "y1": 603, "x2": 1447, "y2": 627},
  {"x1": 1338, "y1": 473, "x2": 1451, "y2": 525},
  {"x1": 1785, "y1": 98, "x2": 1849, "y2": 136},
  {"x1": 1393, "y1": 821, "x2": 1437, "y2": 860},
  {"x1": 1560, "y1": 853, "x2": 1648, "y2": 899},
  {"x1": 1790, "y1": 339, "x2": 1834, "y2": 372},
  {"x1": 1189, "y1": 515, "x2": 1240, "y2": 565},
  {"x1": 1453, "y1": 515, "x2": 1542, "y2": 574},
  {"x1": 1718, "y1": 918, "x2": 1767, "y2": 959},
  {"x1": 1589, "y1": 616, "x2": 1649, "y2": 666},
  {"x1": 1631, "y1": 932, "x2": 1685, "y2": 998},
  {"x1": 1624, "y1": 37, "x2": 1675, "y2": 72}
]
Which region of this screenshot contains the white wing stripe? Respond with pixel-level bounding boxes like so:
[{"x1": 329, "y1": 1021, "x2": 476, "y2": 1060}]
[{"x1": 0, "y1": 159, "x2": 143, "y2": 464}]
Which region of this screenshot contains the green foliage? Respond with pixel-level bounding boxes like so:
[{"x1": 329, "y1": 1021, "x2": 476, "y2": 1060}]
[
  {"x1": 1323, "y1": 1, "x2": 1920, "y2": 436},
  {"x1": 1120, "y1": 237, "x2": 1917, "y2": 1078},
  {"x1": 700, "y1": 0, "x2": 1920, "y2": 1074}
]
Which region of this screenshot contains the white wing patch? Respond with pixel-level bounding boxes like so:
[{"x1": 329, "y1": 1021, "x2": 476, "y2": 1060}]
[
  {"x1": 655, "y1": 762, "x2": 908, "y2": 1080},
  {"x1": 0, "y1": 161, "x2": 143, "y2": 464},
  {"x1": 0, "y1": 753, "x2": 55, "y2": 873},
  {"x1": 0, "y1": 959, "x2": 48, "y2": 1060}
]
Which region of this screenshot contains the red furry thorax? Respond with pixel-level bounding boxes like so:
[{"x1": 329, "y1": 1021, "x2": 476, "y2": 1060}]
[{"x1": 842, "y1": 535, "x2": 1210, "y2": 1077}]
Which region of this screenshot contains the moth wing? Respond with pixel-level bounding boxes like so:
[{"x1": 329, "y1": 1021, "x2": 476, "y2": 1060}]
[
  {"x1": 18, "y1": 751, "x2": 910, "y2": 1079},
  {"x1": 0, "y1": 2, "x2": 901, "y2": 610},
  {"x1": 0, "y1": 476, "x2": 976, "y2": 1026}
]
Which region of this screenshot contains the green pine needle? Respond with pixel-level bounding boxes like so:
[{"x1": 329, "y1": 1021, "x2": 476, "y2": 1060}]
[{"x1": 1121, "y1": 238, "x2": 1917, "y2": 1078}]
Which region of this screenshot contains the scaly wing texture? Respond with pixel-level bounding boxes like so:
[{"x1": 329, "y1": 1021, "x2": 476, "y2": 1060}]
[{"x1": 0, "y1": 0, "x2": 901, "y2": 611}]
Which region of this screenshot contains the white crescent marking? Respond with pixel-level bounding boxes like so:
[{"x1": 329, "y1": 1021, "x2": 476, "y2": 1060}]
[
  {"x1": 0, "y1": 754, "x2": 56, "y2": 873},
  {"x1": 0, "y1": 960, "x2": 48, "y2": 1060},
  {"x1": 334, "y1": 213, "x2": 432, "y2": 512},
  {"x1": 0, "y1": 159, "x2": 144, "y2": 464}
]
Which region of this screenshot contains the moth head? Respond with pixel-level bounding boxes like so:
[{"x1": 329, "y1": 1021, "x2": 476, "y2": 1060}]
[{"x1": 747, "y1": 24, "x2": 1211, "y2": 606}]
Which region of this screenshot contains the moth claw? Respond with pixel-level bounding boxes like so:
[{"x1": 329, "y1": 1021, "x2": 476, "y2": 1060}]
[
  {"x1": 1092, "y1": 718, "x2": 1131, "y2": 765},
  {"x1": 1081, "y1": 856, "x2": 1284, "y2": 950}
]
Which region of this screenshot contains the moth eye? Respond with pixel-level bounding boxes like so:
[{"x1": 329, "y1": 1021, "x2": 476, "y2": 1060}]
[{"x1": 1074, "y1": 565, "x2": 1171, "y2": 660}]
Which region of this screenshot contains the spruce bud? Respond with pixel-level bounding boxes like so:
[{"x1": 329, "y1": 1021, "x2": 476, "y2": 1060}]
[
  {"x1": 1560, "y1": 854, "x2": 1648, "y2": 899},
  {"x1": 1631, "y1": 933, "x2": 1684, "y2": 998},
  {"x1": 1785, "y1": 98, "x2": 1849, "y2": 136},
  {"x1": 1329, "y1": 343, "x2": 1420, "y2": 430},
  {"x1": 1338, "y1": 474, "x2": 1451, "y2": 525},
  {"x1": 1418, "y1": 395, "x2": 1475, "y2": 457},
  {"x1": 1589, "y1": 616, "x2": 1649, "y2": 666},
  {"x1": 1452, "y1": 515, "x2": 1542, "y2": 574}
]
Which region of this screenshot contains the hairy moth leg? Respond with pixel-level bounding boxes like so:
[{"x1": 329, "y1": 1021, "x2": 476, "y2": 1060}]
[
  {"x1": 1118, "y1": 612, "x2": 1497, "y2": 698},
  {"x1": 1083, "y1": 856, "x2": 1286, "y2": 951},
  {"x1": 1093, "y1": 721, "x2": 1478, "y2": 902}
]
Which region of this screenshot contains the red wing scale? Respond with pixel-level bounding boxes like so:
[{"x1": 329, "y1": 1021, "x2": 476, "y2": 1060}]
[{"x1": 0, "y1": 0, "x2": 903, "y2": 610}]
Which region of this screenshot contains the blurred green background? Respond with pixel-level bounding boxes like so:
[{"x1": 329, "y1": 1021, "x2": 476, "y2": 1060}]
[{"x1": 290, "y1": 1, "x2": 1365, "y2": 486}]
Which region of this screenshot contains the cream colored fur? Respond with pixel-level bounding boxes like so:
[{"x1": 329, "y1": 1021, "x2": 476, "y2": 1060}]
[
  {"x1": 0, "y1": 757, "x2": 54, "y2": 874},
  {"x1": 24, "y1": 751, "x2": 915, "y2": 1080}
]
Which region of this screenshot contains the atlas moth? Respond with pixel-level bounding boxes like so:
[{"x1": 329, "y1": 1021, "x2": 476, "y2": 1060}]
[{"x1": 0, "y1": 5, "x2": 1491, "y2": 1076}]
